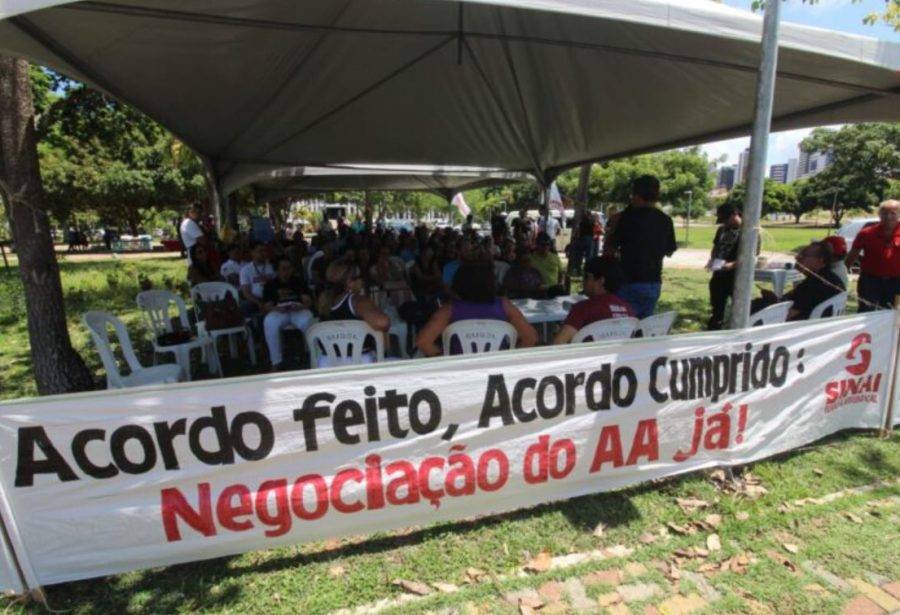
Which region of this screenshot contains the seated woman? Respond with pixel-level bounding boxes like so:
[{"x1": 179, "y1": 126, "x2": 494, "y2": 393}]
[
  {"x1": 553, "y1": 256, "x2": 634, "y2": 345},
  {"x1": 262, "y1": 258, "x2": 314, "y2": 370},
  {"x1": 409, "y1": 246, "x2": 444, "y2": 302},
  {"x1": 369, "y1": 244, "x2": 412, "y2": 306},
  {"x1": 502, "y1": 245, "x2": 546, "y2": 299},
  {"x1": 316, "y1": 259, "x2": 391, "y2": 366},
  {"x1": 416, "y1": 261, "x2": 538, "y2": 357},
  {"x1": 188, "y1": 244, "x2": 222, "y2": 286}
]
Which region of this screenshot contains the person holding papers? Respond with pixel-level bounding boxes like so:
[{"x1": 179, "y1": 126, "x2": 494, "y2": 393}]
[
  {"x1": 706, "y1": 204, "x2": 743, "y2": 330},
  {"x1": 262, "y1": 258, "x2": 314, "y2": 370}
]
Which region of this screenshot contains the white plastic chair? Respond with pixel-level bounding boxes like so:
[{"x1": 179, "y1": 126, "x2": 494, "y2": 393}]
[
  {"x1": 810, "y1": 292, "x2": 848, "y2": 319},
  {"x1": 493, "y1": 260, "x2": 510, "y2": 286},
  {"x1": 750, "y1": 301, "x2": 793, "y2": 327},
  {"x1": 191, "y1": 282, "x2": 257, "y2": 367},
  {"x1": 306, "y1": 320, "x2": 385, "y2": 367},
  {"x1": 636, "y1": 311, "x2": 677, "y2": 337},
  {"x1": 82, "y1": 311, "x2": 182, "y2": 389},
  {"x1": 572, "y1": 317, "x2": 639, "y2": 343},
  {"x1": 136, "y1": 289, "x2": 221, "y2": 380},
  {"x1": 442, "y1": 319, "x2": 517, "y2": 355}
]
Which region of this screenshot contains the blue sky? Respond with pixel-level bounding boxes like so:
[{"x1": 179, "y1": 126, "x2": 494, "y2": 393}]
[{"x1": 702, "y1": 0, "x2": 899, "y2": 171}]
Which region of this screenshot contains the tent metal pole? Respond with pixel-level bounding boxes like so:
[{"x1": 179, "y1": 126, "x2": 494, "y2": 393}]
[
  {"x1": 200, "y1": 157, "x2": 224, "y2": 234},
  {"x1": 729, "y1": 0, "x2": 781, "y2": 330}
]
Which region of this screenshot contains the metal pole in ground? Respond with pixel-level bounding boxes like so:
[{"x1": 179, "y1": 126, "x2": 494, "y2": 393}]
[
  {"x1": 685, "y1": 189, "x2": 693, "y2": 244},
  {"x1": 729, "y1": 0, "x2": 782, "y2": 329}
]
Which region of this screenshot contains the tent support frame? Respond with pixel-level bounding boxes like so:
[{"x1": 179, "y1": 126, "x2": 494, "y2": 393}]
[{"x1": 730, "y1": 0, "x2": 781, "y2": 329}]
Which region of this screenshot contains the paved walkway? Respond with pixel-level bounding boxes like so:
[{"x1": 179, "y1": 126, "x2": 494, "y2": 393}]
[{"x1": 664, "y1": 248, "x2": 796, "y2": 270}]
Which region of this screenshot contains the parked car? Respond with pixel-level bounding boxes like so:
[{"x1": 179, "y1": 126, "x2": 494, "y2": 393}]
[{"x1": 837, "y1": 218, "x2": 879, "y2": 248}]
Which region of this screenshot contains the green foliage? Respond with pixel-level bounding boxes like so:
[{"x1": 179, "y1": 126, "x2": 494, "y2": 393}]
[
  {"x1": 724, "y1": 179, "x2": 799, "y2": 218},
  {"x1": 799, "y1": 123, "x2": 900, "y2": 227},
  {"x1": 483, "y1": 148, "x2": 716, "y2": 220},
  {"x1": 33, "y1": 80, "x2": 207, "y2": 232},
  {"x1": 750, "y1": 0, "x2": 899, "y2": 32}
]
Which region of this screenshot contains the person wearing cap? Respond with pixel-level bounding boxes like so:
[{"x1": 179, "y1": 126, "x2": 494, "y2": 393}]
[
  {"x1": 845, "y1": 200, "x2": 900, "y2": 311},
  {"x1": 706, "y1": 204, "x2": 743, "y2": 330},
  {"x1": 753, "y1": 241, "x2": 844, "y2": 320},
  {"x1": 531, "y1": 233, "x2": 565, "y2": 296},
  {"x1": 553, "y1": 256, "x2": 634, "y2": 345},
  {"x1": 604, "y1": 175, "x2": 677, "y2": 319},
  {"x1": 822, "y1": 235, "x2": 849, "y2": 289}
]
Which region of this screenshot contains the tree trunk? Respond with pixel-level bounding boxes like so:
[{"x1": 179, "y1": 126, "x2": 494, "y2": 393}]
[
  {"x1": 573, "y1": 164, "x2": 591, "y2": 232},
  {"x1": 363, "y1": 190, "x2": 373, "y2": 231},
  {"x1": 0, "y1": 57, "x2": 94, "y2": 395}
]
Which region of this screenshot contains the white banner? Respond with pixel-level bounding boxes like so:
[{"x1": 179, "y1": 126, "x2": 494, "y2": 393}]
[{"x1": 0, "y1": 312, "x2": 894, "y2": 590}]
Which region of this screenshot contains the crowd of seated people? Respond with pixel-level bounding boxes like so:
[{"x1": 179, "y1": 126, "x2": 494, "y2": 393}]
[
  {"x1": 179, "y1": 187, "x2": 857, "y2": 372},
  {"x1": 181, "y1": 203, "x2": 627, "y2": 368}
]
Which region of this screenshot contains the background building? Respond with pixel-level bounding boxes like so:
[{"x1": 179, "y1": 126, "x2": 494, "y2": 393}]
[
  {"x1": 769, "y1": 163, "x2": 789, "y2": 184},
  {"x1": 717, "y1": 165, "x2": 736, "y2": 190}
]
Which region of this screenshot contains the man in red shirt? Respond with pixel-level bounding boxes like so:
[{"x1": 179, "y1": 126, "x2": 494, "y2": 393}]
[
  {"x1": 845, "y1": 200, "x2": 900, "y2": 311},
  {"x1": 553, "y1": 256, "x2": 634, "y2": 344}
]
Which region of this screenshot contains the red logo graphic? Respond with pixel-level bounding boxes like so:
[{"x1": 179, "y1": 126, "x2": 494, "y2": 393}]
[
  {"x1": 845, "y1": 333, "x2": 871, "y2": 376},
  {"x1": 824, "y1": 332, "x2": 881, "y2": 412}
]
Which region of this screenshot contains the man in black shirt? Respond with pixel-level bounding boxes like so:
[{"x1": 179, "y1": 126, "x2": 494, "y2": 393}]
[
  {"x1": 753, "y1": 241, "x2": 845, "y2": 321},
  {"x1": 707, "y1": 204, "x2": 743, "y2": 330},
  {"x1": 605, "y1": 175, "x2": 677, "y2": 318},
  {"x1": 262, "y1": 258, "x2": 314, "y2": 370}
]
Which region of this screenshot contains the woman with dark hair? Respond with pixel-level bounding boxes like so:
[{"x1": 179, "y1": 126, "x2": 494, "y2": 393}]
[
  {"x1": 409, "y1": 246, "x2": 444, "y2": 302},
  {"x1": 318, "y1": 259, "x2": 391, "y2": 332},
  {"x1": 315, "y1": 258, "x2": 392, "y2": 367},
  {"x1": 416, "y1": 261, "x2": 538, "y2": 356},
  {"x1": 187, "y1": 244, "x2": 222, "y2": 285}
]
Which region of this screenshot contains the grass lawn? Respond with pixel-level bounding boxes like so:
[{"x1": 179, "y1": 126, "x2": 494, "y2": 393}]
[
  {"x1": 0, "y1": 258, "x2": 717, "y2": 401},
  {"x1": 674, "y1": 224, "x2": 831, "y2": 254},
  {"x1": 0, "y1": 257, "x2": 894, "y2": 614}
]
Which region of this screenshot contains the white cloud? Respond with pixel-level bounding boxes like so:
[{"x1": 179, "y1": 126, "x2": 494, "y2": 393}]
[{"x1": 700, "y1": 125, "x2": 841, "y2": 170}]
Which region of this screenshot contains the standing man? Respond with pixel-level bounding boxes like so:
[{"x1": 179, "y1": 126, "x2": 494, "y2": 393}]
[
  {"x1": 512, "y1": 206, "x2": 533, "y2": 245},
  {"x1": 706, "y1": 204, "x2": 743, "y2": 330},
  {"x1": 538, "y1": 205, "x2": 560, "y2": 244},
  {"x1": 179, "y1": 202, "x2": 205, "y2": 264},
  {"x1": 845, "y1": 200, "x2": 900, "y2": 311},
  {"x1": 605, "y1": 175, "x2": 677, "y2": 318}
]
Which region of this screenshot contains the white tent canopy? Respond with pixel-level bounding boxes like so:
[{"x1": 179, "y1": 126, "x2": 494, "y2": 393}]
[
  {"x1": 1, "y1": 0, "x2": 898, "y2": 192},
  {"x1": 250, "y1": 164, "x2": 534, "y2": 203}
]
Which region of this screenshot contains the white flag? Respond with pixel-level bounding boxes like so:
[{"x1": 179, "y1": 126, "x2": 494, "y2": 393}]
[
  {"x1": 452, "y1": 192, "x2": 471, "y2": 217},
  {"x1": 549, "y1": 181, "x2": 564, "y2": 217}
]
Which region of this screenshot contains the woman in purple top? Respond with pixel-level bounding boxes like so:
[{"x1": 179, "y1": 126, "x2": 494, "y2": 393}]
[{"x1": 417, "y1": 261, "x2": 538, "y2": 356}]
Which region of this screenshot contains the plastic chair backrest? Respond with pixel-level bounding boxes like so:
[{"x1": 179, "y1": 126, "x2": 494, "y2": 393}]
[
  {"x1": 750, "y1": 301, "x2": 793, "y2": 326},
  {"x1": 442, "y1": 319, "x2": 517, "y2": 355},
  {"x1": 191, "y1": 281, "x2": 240, "y2": 304},
  {"x1": 306, "y1": 320, "x2": 384, "y2": 366},
  {"x1": 636, "y1": 311, "x2": 677, "y2": 337},
  {"x1": 82, "y1": 311, "x2": 143, "y2": 387},
  {"x1": 136, "y1": 289, "x2": 191, "y2": 337},
  {"x1": 810, "y1": 292, "x2": 847, "y2": 319},
  {"x1": 494, "y1": 260, "x2": 510, "y2": 285},
  {"x1": 572, "y1": 317, "x2": 639, "y2": 343}
]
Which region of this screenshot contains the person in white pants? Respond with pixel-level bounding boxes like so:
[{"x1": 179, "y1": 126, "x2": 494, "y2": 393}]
[{"x1": 262, "y1": 257, "x2": 314, "y2": 369}]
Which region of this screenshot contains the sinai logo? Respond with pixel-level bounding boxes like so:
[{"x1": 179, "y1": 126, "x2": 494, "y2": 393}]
[{"x1": 824, "y1": 333, "x2": 882, "y2": 413}]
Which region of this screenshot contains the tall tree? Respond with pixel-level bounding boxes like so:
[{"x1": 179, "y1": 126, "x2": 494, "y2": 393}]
[
  {"x1": 0, "y1": 57, "x2": 93, "y2": 395},
  {"x1": 724, "y1": 179, "x2": 798, "y2": 218},
  {"x1": 800, "y1": 123, "x2": 900, "y2": 227}
]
